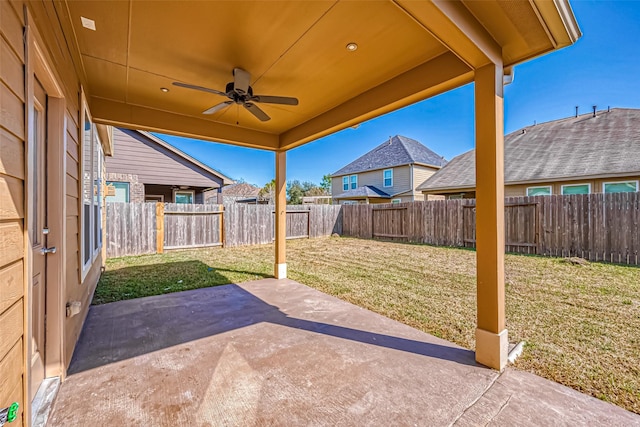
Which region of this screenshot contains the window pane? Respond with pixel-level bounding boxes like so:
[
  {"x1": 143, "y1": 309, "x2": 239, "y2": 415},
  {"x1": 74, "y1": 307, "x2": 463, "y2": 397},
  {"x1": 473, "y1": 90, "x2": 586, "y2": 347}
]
[
  {"x1": 31, "y1": 109, "x2": 40, "y2": 245},
  {"x1": 83, "y1": 205, "x2": 91, "y2": 264},
  {"x1": 604, "y1": 182, "x2": 637, "y2": 193},
  {"x1": 562, "y1": 184, "x2": 589, "y2": 195},
  {"x1": 527, "y1": 187, "x2": 551, "y2": 196},
  {"x1": 342, "y1": 177, "x2": 348, "y2": 191},
  {"x1": 175, "y1": 192, "x2": 193, "y2": 204},
  {"x1": 107, "y1": 182, "x2": 130, "y2": 202},
  {"x1": 350, "y1": 175, "x2": 357, "y2": 189},
  {"x1": 83, "y1": 112, "x2": 92, "y2": 265}
]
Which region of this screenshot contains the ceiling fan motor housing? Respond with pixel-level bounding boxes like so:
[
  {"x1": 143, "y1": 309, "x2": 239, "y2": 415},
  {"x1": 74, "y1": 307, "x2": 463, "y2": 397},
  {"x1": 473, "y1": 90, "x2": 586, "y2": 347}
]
[{"x1": 225, "y1": 82, "x2": 254, "y2": 103}]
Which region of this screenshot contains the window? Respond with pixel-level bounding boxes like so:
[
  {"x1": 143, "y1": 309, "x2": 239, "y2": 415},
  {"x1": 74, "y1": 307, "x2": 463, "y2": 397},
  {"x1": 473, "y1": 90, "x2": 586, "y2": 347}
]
[
  {"x1": 391, "y1": 199, "x2": 401, "y2": 204},
  {"x1": 383, "y1": 169, "x2": 393, "y2": 187},
  {"x1": 604, "y1": 181, "x2": 638, "y2": 193},
  {"x1": 350, "y1": 175, "x2": 357, "y2": 189},
  {"x1": 145, "y1": 195, "x2": 164, "y2": 202},
  {"x1": 342, "y1": 200, "x2": 357, "y2": 205},
  {"x1": 106, "y1": 182, "x2": 130, "y2": 203},
  {"x1": 174, "y1": 190, "x2": 194, "y2": 204},
  {"x1": 561, "y1": 184, "x2": 590, "y2": 195},
  {"x1": 527, "y1": 186, "x2": 552, "y2": 196},
  {"x1": 81, "y1": 107, "x2": 104, "y2": 276},
  {"x1": 342, "y1": 176, "x2": 349, "y2": 191}
]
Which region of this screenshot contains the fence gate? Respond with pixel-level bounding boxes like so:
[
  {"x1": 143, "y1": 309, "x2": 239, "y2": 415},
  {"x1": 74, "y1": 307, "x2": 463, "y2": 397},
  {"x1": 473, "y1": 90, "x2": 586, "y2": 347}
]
[
  {"x1": 463, "y1": 201, "x2": 539, "y2": 254},
  {"x1": 272, "y1": 210, "x2": 311, "y2": 240},
  {"x1": 372, "y1": 206, "x2": 407, "y2": 240}
]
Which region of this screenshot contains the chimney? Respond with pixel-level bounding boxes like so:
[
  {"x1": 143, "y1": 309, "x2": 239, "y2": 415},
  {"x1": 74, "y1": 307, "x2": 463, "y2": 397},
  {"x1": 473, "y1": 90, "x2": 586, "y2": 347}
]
[
  {"x1": 592, "y1": 105, "x2": 597, "y2": 117},
  {"x1": 575, "y1": 106, "x2": 579, "y2": 118}
]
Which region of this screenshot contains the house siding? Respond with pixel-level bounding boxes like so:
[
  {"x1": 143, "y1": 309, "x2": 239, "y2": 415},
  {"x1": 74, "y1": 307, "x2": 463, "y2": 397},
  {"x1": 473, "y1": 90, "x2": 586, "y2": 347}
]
[
  {"x1": 412, "y1": 165, "x2": 439, "y2": 201},
  {"x1": 422, "y1": 175, "x2": 640, "y2": 199},
  {"x1": 106, "y1": 129, "x2": 223, "y2": 188},
  {"x1": 332, "y1": 165, "x2": 412, "y2": 200},
  {"x1": 0, "y1": 2, "x2": 107, "y2": 422},
  {"x1": 0, "y1": 2, "x2": 27, "y2": 423}
]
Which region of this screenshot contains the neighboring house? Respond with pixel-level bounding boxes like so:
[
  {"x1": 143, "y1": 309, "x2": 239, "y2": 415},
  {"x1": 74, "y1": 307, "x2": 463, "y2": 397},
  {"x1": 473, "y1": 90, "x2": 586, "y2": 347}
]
[
  {"x1": 216, "y1": 182, "x2": 267, "y2": 204},
  {"x1": 331, "y1": 135, "x2": 447, "y2": 204},
  {"x1": 418, "y1": 108, "x2": 640, "y2": 199},
  {"x1": 105, "y1": 128, "x2": 233, "y2": 204}
]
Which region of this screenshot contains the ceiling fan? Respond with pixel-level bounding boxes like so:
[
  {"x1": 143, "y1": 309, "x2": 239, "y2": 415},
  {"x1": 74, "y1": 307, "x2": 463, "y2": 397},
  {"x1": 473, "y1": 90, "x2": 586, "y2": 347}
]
[{"x1": 173, "y1": 68, "x2": 298, "y2": 122}]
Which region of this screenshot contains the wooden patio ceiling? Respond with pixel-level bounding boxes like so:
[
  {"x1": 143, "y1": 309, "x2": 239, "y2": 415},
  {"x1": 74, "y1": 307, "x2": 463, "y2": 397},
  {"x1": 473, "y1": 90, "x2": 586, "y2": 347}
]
[{"x1": 57, "y1": 0, "x2": 580, "y2": 151}]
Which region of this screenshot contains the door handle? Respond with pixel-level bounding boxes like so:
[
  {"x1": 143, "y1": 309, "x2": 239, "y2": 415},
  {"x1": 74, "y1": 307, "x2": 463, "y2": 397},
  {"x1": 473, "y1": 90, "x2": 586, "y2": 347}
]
[{"x1": 41, "y1": 247, "x2": 57, "y2": 255}]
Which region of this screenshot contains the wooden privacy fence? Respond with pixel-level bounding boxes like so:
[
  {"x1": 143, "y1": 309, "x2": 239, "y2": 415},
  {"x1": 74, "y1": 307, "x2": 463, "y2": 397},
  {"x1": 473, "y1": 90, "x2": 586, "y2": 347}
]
[
  {"x1": 106, "y1": 202, "x2": 343, "y2": 257},
  {"x1": 222, "y1": 204, "x2": 343, "y2": 248},
  {"x1": 342, "y1": 193, "x2": 640, "y2": 265}
]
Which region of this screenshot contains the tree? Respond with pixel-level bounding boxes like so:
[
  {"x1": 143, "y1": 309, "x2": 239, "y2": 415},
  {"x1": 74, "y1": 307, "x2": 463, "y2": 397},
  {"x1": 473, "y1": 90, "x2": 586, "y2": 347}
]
[
  {"x1": 287, "y1": 180, "x2": 304, "y2": 205},
  {"x1": 259, "y1": 179, "x2": 276, "y2": 204},
  {"x1": 320, "y1": 174, "x2": 332, "y2": 193}
]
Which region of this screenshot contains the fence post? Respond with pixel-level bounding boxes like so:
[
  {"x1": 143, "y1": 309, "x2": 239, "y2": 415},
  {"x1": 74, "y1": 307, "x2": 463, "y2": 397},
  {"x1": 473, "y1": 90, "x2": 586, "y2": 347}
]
[
  {"x1": 156, "y1": 202, "x2": 164, "y2": 254},
  {"x1": 219, "y1": 204, "x2": 225, "y2": 248}
]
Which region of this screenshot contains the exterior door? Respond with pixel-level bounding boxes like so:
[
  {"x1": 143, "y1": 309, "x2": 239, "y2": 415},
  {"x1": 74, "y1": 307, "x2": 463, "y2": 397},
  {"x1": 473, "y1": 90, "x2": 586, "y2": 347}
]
[{"x1": 30, "y1": 79, "x2": 48, "y2": 400}]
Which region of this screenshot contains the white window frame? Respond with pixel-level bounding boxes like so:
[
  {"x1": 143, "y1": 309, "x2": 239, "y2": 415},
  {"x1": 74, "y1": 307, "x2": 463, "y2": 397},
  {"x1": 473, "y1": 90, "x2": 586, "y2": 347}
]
[
  {"x1": 342, "y1": 200, "x2": 358, "y2": 205},
  {"x1": 342, "y1": 176, "x2": 349, "y2": 191},
  {"x1": 383, "y1": 169, "x2": 393, "y2": 188},
  {"x1": 173, "y1": 189, "x2": 195, "y2": 204},
  {"x1": 561, "y1": 183, "x2": 591, "y2": 195},
  {"x1": 603, "y1": 180, "x2": 638, "y2": 193},
  {"x1": 526, "y1": 185, "x2": 552, "y2": 197},
  {"x1": 80, "y1": 96, "x2": 104, "y2": 280},
  {"x1": 145, "y1": 195, "x2": 165, "y2": 202},
  {"x1": 350, "y1": 175, "x2": 357, "y2": 189},
  {"x1": 391, "y1": 198, "x2": 401, "y2": 204}
]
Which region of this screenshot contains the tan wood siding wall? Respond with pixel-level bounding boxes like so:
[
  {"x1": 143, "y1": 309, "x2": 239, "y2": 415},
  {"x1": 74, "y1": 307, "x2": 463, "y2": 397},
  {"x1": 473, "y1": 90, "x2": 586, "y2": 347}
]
[
  {"x1": 105, "y1": 129, "x2": 223, "y2": 188},
  {"x1": 0, "y1": 1, "x2": 26, "y2": 423},
  {"x1": 424, "y1": 176, "x2": 640, "y2": 199},
  {"x1": 25, "y1": 0, "x2": 107, "y2": 376},
  {"x1": 332, "y1": 165, "x2": 412, "y2": 199},
  {"x1": 0, "y1": 3, "x2": 108, "y2": 418},
  {"x1": 504, "y1": 176, "x2": 640, "y2": 197},
  {"x1": 412, "y1": 165, "x2": 439, "y2": 200}
]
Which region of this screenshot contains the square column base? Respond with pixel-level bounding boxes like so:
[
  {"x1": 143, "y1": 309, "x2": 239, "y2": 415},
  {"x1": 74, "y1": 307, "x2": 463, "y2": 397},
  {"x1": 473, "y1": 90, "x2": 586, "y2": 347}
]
[
  {"x1": 275, "y1": 263, "x2": 287, "y2": 279},
  {"x1": 475, "y1": 328, "x2": 508, "y2": 370}
]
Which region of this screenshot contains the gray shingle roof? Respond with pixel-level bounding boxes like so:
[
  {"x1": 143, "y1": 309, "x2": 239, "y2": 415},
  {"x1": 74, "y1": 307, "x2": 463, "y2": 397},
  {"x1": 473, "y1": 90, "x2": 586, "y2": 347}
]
[
  {"x1": 418, "y1": 108, "x2": 640, "y2": 191},
  {"x1": 334, "y1": 186, "x2": 391, "y2": 199},
  {"x1": 332, "y1": 135, "x2": 447, "y2": 176}
]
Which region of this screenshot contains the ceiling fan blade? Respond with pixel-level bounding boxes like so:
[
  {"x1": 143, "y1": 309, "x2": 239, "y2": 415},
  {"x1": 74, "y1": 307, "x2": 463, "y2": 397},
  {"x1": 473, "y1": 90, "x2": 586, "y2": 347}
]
[
  {"x1": 203, "y1": 101, "x2": 233, "y2": 115},
  {"x1": 172, "y1": 81, "x2": 228, "y2": 97},
  {"x1": 251, "y1": 95, "x2": 299, "y2": 106},
  {"x1": 244, "y1": 102, "x2": 270, "y2": 122},
  {"x1": 233, "y1": 68, "x2": 251, "y2": 95}
]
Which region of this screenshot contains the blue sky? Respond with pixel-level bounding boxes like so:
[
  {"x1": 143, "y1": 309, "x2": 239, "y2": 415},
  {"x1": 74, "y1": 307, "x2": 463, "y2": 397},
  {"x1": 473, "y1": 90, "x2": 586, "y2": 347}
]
[{"x1": 157, "y1": 1, "x2": 640, "y2": 187}]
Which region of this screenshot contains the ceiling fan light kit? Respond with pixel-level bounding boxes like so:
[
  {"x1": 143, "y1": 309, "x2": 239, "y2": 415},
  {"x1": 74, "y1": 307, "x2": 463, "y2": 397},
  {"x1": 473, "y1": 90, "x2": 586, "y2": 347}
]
[{"x1": 172, "y1": 68, "x2": 299, "y2": 122}]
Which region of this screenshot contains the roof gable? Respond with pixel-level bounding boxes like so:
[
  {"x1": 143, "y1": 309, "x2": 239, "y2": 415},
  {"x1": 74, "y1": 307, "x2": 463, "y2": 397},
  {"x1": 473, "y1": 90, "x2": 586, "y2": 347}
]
[
  {"x1": 418, "y1": 108, "x2": 640, "y2": 191},
  {"x1": 106, "y1": 128, "x2": 233, "y2": 187},
  {"x1": 332, "y1": 135, "x2": 447, "y2": 176}
]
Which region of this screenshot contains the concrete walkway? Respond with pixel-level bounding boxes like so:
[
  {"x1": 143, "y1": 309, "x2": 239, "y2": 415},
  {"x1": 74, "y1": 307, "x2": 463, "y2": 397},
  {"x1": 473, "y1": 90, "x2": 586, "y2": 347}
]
[{"x1": 48, "y1": 279, "x2": 639, "y2": 426}]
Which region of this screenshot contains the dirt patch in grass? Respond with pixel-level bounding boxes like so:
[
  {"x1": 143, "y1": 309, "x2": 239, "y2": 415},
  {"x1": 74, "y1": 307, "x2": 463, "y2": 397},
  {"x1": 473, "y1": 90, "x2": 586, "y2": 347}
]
[{"x1": 97, "y1": 237, "x2": 640, "y2": 414}]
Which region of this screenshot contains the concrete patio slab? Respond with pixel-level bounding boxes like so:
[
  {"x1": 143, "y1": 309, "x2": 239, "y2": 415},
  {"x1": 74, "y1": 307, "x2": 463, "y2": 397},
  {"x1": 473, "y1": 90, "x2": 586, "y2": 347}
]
[{"x1": 48, "y1": 279, "x2": 639, "y2": 426}]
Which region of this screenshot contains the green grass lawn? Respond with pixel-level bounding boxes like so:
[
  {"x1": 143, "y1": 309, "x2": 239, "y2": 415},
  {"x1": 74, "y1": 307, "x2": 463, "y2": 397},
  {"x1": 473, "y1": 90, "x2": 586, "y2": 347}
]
[{"x1": 96, "y1": 237, "x2": 640, "y2": 414}]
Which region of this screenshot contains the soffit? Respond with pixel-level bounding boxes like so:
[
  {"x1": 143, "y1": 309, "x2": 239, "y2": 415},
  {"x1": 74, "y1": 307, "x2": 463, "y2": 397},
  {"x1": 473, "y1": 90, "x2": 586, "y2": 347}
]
[{"x1": 59, "y1": 0, "x2": 579, "y2": 151}]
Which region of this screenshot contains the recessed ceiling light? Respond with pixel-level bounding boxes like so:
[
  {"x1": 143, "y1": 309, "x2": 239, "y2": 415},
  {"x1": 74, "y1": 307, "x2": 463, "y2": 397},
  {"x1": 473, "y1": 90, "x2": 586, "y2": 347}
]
[
  {"x1": 160, "y1": 87, "x2": 170, "y2": 93},
  {"x1": 346, "y1": 42, "x2": 358, "y2": 52},
  {"x1": 81, "y1": 16, "x2": 96, "y2": 31}
]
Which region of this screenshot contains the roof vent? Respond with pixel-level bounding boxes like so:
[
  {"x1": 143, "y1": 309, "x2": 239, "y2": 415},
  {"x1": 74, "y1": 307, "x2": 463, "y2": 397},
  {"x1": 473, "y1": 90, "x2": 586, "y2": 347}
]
[
  {"x1": 575, "y1": 106, "x2": 579, "y2": 118},
  {"x1": 592, "y1": 105, "x2": 597, "y2": 117}
]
